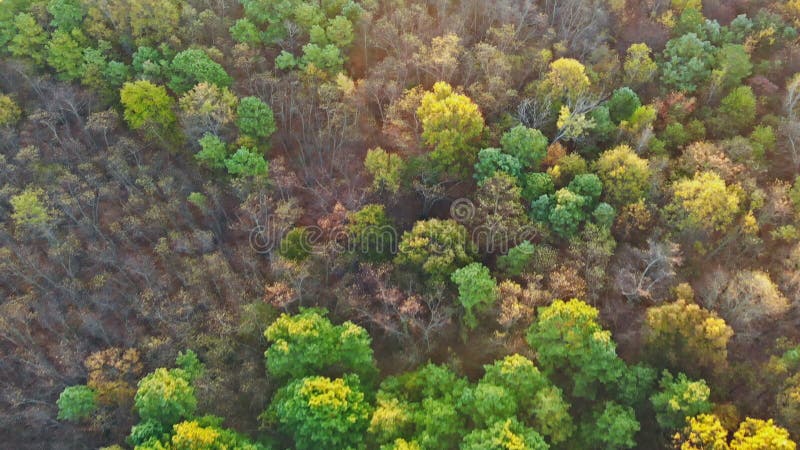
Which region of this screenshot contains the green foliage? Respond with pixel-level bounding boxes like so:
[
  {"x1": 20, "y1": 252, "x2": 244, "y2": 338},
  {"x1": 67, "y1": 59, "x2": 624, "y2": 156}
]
[
  {"x1": 526, "y1": 299, "x2": 625, "y2": 400},
  {"x1": 279, "y1": 227, "x2": 312, "y2": 261},
  {"x1": 300, "y1": 43, "x2": 344, "y2": 73},
  {"x1": 195, "y1": 133, "x2": 229, "y2": 169},
  {"x1": 522, "y1": 172, "x2": 555, "y2": 203},
  {"x1": 460, "y1": 418, "x2": 549, "y2": 450},
  {"x1": 57, "y1": 385, "x2": 97, "y2": 422},
  {"x1": 650, "y1": 371, "x2": 713, "y2": 430},
  {"x1": 9, "y1": 13, "x2": 48, "y2": 66},
  {"x1": 623, "y1": 43, "x2": 657, "y2": 85},
  {"x1": 346, "y1": 204, "x2": 394, "y2": 262},
  {"x1": 715, "y1": 44, "x2": 752, "y2": 90},
  {"x1": 417, "y1": 82, "x2": 485, "y2": 176},
  {"x1": 716, "y1": 86, "x2": 756, "y2": 136},
  {"x1": 264, "y1": 309, "x2": 377, "y2": 382},
  {"x1": 395, "y1": 219, "x2": 476, "y2": 284},
  {"x1": 134, "y1": 368, "x2": 197, "y2": 426},
  {"x1": 0, "y1": 94, "x2": 21, "y2": 126},
  {"x1": 224, "y1": 147, "x2": 268, "y2": 177},
  {"x1": 607, "y1": 88, "x2": 642, "y2": 124},
  {"x1": 497, "y1": 241, "x2": 536, "y2": 277},
  {"x1": 593, "y1": 202, "x2": 616, "y2": 229},
  {"x1": 230, "y1": 18, "x2": 261, "y2": 45},
  {"x1": 547, "y1": 188, "x2": 588, "y2": 238},
  {"x1": 236, "y1": 96, "x2": 277, "y2": 141},
  {"x1": 567, "y1": 174, "x2": 602, "y2": 204},
  {"x1": 591, "y1": 402, "x2": 640, "y2": 450},
  {"x1": 595, "y1": 145, "x2": 651, "y2": 206},
  {"x1": 46, "y1": 29, "x2": 86, "y2": 81},
  {"x1": 120, "y1": 80, "x2": 176, "y2": 131},
  {"x1": 168, "y1": 49, "x2": 232, "y2": 94},
  {"x1": 47, "y1": 0, "x2": 84, "y2": 30},
  {"x1": 749, "y1": 125, "x2": 775, "y2": 158},
  {"x1": 474, "y1": 148, "x2": 522, "y2": 184},
  {"x1": 175, "y1": 350, "x2": 204, "y2": 383},
  {"x1": 10, "y1": 187, "x2": 52, "y2": 229},
  {"x1": 451, "y1": 263, "x2": 498, "y2": 329},
  {"x1": 365, "y1": 148, "x2": 405, "y2": 194},
  {"x1": 661, "y1": 33, "x2": 715, "y2": 93},
  {"x1": 500, "y1": 125, "x2": 548, "y2": 169},
  {"x1": 270, "y1": 375, "x2": 371, "y2": 450}
]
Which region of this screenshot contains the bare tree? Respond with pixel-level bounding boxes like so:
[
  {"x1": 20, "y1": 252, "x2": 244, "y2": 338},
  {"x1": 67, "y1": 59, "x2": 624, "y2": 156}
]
[{"x1": 615, "y1": 239, "x2": 682, "y2": 303}]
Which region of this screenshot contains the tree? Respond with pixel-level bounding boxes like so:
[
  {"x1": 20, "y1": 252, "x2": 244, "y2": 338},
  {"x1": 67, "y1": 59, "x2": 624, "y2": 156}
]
[
  {"x1": 544, "y1": 58, "x2": 591, "y2": 101},
  {"x1": 236, "y1": 96, "x2": 276, "y2": 141},
  {"x1": 47, "y1": 0, "x2": 85, "y2": 30},
  {"x1": 500, "y1": 125, "x2": 548, "y2": 169},
  {"x1": 300, "y1": 43, "x2": 344, "y2": 73},
  {"x1": 0, "y1": 94, "x2": 22, "y2": 127},
  {"x1": 460, "y1": 418, "x2": 548, "y2": 450},
  {"x1": 730, "y1": 418, "x2": 796, "y2": 450},
  {"x1": 522, "y1": 173, "x2": 555, "y2": 203},
  {"x1": 673, "y1": 414, "x2": 729, "y2": 450},
  {"x1": 497, "y1": 241, "x2": 536, "y2": 277},
  {"x1": 607, "y1": 88, "x2": 642, "y2": 124},
  {"x1": 168, "y1": 49, "x2": 232, "y2": 94},
  {"x1": 716, "y1": 86, "x2": 756, "y2": 136},
  {"x1": 451, "y1": 263, "x2": 498, "y2": 329},
  {"x1": 120, "y1": 80, "x2": 176, "y2": 131},
  {"x1": 134, "y1": 368, "x2": 197, "y2": 426},
  {"x1": 595, "y1": 145, "x2": 651, "y2": 206},
  {"x1": 667, "y1": 171, "x2": 741, "y2": 233},
  {"x1": 590, "y1": 402, "x2": 640, "y2": 450},
  {"x1": 270, "y1": 375, "x2": 371, "y2": 450},
  {"x1": 623, "y1": 43, "x2": 657, "y2": 86},
  {"x1": 195, "y1": 133, "x2": 228, "y2": 169},
  {"x1": 545, "y1": 188, "x2": 588, "y2": 238},
  {"x1": 10, "y1": 187, "x2": 53, "y2": 230},
  {"x1": 474, "y1": 148, "x2": 522, "y2": 184},
  {"x1": 46, "y1": 29, "x2": 86, "y2": 81},
  {"x1": 56, "y1": 385, "x2": 97, "y2": 422},
  {"x1": 417, "y1": 82, "x2": 485, "y2": 176},
  {"x1": 714, "y1": 44, "x2": 752, "y2": 91},
  {"x1": 704, "y1": 270, "x2": 791, "y2": 334},
  {"x1": 472, "y1": 173, "x2": 530, "y2": 253},
  {"x1": 346, "y1": 204, "x2": 394, "y2": 262},
  {"x1": 526, "y1": 299, "x2": 625, "y2": 399},
  {"x1": 264, "y1": 309, "x2": 377, "y2": 382},
  {"x1": 644, "y1": 299, "x2": 733, "y2": 379},
  {"x1": 178, "y1": 83, "x2": 237, "y2": 140},
  {"x1": 395, "y1": 219, "x2": 476, "y2": 284},
  {"x1": 651, "y1": 371, "x2": 713, "y2": 430},
  {"x1": 364, "y1": 148, "x2": 405, "y2": 194},
  {"x1": 229, "y1": 18, "x2": 261, "y2": 45},
  {"x1": 224, "y1": 147, "x2": 268, "y2": 177},
  {"x1": 661, "y1": 33, "x2": 715, "y2": 93},
  {"x1": 9, "y1": 13, "x2": 47, "y2": 66}
]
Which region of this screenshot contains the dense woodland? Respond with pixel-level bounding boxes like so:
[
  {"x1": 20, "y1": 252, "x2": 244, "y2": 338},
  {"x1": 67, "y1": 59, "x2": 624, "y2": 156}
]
[{"x1": 2, "y1": 0, "x2": 800, "y2": 448}]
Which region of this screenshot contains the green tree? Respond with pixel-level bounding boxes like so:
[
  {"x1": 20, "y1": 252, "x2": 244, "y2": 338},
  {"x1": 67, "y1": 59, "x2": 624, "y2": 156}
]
[
  {"x1": 460, "y1": 418, "x2": 549, "y2": 450},
  {"x1": 395, "y1": 218, "x2": 476, "y2": 284},
  {"x1": 474, "y1": 148, "x2": 522, "y2": 184},
  {"x1": 607, "y1": 88, "x2": 642, "y2": 124},
  {"x1": 47, "y1": 0, "x2": 84, "y2": 30},
  {"x1": 229, "y1": 18, "x2": 261, "y2": 45},
  {"x1": 264, "y1": 309, "x2": 377, "y2": 382},
  {"x1": 623, "y1": 43, "x2": 657, "y2": 85},
  {"x1": 590, "y1": 402, "x2": 640, "y2": 450},
  {"x1": 364, "y1": 148, "x2": 405, "y2": 194},
  {"x1": 667, "y1": 171, "x2": 741, "y2": 233},
  {"x1": 522, "y1": 173, "x2": 555, "y2": 203},
  {"x1": 714, "y1": 44, "x2": 752, "y2": 90},
  {"x1": 500, "y1": 125, "x2": 548, "y2": 169},
  {"x1": 300, "y1": 43, "x2": 344, "y2": 73},
  {"x1": 134, "y1": 368, "x2": 197, "y2": 426},
  {"x1": 716, "y1": 86, "x2": 756, "y2": 136},
  {"x1": 47, "y1": 29, "x2": 86, "y2": 81},
  {"x1": 168, "y1": 49, "x2": 232, "y2": 94},
  {"x1": 236, "y1": 96, "x2": 277, "y2": 141},
  {"x1": 526, "y1": 299, "x2": 625, "y2": 399},
  {"x1": 0, "y1": 94, "x2": 22, "y2": 127},
  {"x1": 595, "y1": 145, "x2": 651, "y2": 206},
  {"x1": 546, "y1": 188, "x2": 588, "y2": 238},
  {"x1": 497, "y1": 241, "x2": 536, "y2": 277},
  {"x1": 644, "y1": 299, "x2": 733, "y2": 379},
  {"x1": 57, "y1": 385, "x2": 97, "y2": 422},
  {"x1": 270, "y1": 375, "x2": 371, "y2": 450},
  {"x1": 9, "y1": 13, "x2": 48, "y2": 66},
  {"x1": 346, "y1": 205, "x2": 394, "y2": 262},
  {"x1": 417, "y1": 82, "x2": 485, "y2": 176},
  {"x1": 224, "y1": 147, "x2": 268, "y2": 177},
  {"x1": 120, "y1": 80, "x2": 176, "y2": 131},
  {"x1": 451, "y1": 263, "x2": 498, "y2": 329},
  {"x1": 650, "y1": 371, "x2": 713, "y2": 430},
  {"x1": 661, "y1": 33, "x2": 715, "y2": 93},
  {"x1": 279, "y1": 227, "x2": 312, "y2": 261},
  {"x1": 10, "y1": 187, "x2": 53, "y2": 229},
  {"x1": 195, "y1": 133, "x2": 228, "y2": 169}
]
